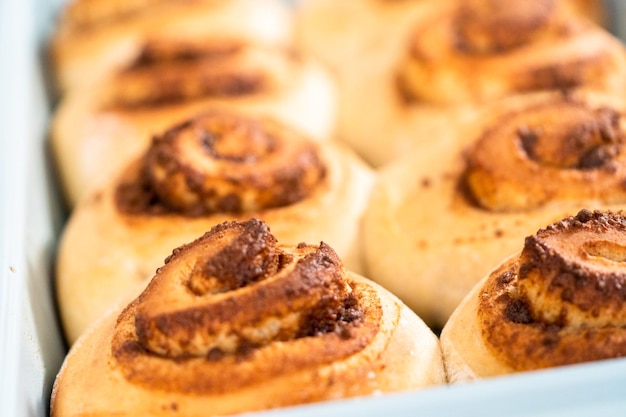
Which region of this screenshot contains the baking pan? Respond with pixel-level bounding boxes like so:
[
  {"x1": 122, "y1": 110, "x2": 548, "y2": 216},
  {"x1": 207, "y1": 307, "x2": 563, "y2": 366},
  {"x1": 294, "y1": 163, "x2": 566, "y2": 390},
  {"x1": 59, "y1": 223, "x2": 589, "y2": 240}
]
[{"x1": 2, "y1": 0, "x2": 626, "y2": 416}]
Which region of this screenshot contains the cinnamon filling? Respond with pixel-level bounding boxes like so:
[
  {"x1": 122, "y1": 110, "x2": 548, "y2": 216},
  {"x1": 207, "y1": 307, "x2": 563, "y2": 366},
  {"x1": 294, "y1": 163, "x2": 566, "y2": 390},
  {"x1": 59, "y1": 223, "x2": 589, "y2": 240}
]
[
  {"x1": 102, "y1": 40, "x2": 272, "y2": 108},
  {"x1": 115, "y1": 111, "x2": 326, "y2": 216},
  {"x1": 132, "y1": 38, "x2": 244, "y2": 67},
  {"x1": 480, "y1": 210, "x2": 626, "y2": 370},
  {"x1": 111, "y1": 219, "x2": 378, "y2": 394}
]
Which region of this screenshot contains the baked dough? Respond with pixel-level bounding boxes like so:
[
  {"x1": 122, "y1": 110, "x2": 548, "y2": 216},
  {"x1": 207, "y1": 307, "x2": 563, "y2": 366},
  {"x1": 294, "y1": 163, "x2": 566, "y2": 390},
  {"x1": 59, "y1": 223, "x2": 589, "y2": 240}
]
[
  {"x1": 441, "y1": 210, "x2": 626, "y2": 381},
  {"x1": 56, "y1": 109, "x2": 373, "y2": 344},
  {"x1": 51, "y1": 219, "x2": 445, "y2": 416},
  {"x1": 361, "y1": 90, "x2": 626, "y2": 328},
  {"x1": 296, "y1": 0, "x2": 626, "y2": 166}
]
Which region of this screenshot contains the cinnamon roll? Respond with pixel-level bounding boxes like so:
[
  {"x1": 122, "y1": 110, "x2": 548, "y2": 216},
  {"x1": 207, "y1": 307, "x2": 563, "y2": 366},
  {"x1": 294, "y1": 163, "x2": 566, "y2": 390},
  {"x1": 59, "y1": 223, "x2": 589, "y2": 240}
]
[
  {"x1": 56, "y1": 109, "x2": 373, "y2": 344},
  {"x1": 297, "y1": 0, "x2": 626, "y2": 166},
  {"x1": 51, "y1": 219, "x2": 445, "y2": 416},
  {"x1": 50, "y1": 39, "x2": 336, "y2": 207},
  {"x1": 362, "y1": 90, "x2": 626, "y2": 328},
  {"x1": 441, "y1": 210, "x2": 626, "y2": 381},
  {"x1": 49, "y1": 0, "x2": 294, "y2": 94},
  {"x1": 397, "y1": 0, "x2": 622, "y2": 105}
]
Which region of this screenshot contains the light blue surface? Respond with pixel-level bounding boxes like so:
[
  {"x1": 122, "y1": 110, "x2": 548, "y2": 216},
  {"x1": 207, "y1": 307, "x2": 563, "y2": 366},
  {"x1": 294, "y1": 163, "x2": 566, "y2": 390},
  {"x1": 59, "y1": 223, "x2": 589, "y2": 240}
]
[
  {"x1": 1, "y1": 0, "x2": 35, "y2": 415},
  {"x1": 250, "y1": 359, "x2": 626, "y2": 417},
  {"x1": 2, "y1": 0, "x2": 626, "y2": 416},
  {"x1": 1, "y1": 0, "x2": 65, "y2": 416}
]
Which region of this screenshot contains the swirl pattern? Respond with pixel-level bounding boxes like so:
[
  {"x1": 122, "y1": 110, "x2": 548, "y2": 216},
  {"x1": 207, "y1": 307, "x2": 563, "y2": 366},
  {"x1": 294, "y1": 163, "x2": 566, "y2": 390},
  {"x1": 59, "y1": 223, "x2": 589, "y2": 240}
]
[
  {"x1": 112, "y1": 219, "x2": 377, "y2": 393},
  {"x1": 115, "y1": 110, "x2": 326, "y2": 216},
  {"x1": 397, "y1": 0, "x2": 626, "y2": 105},
  {"x1": 463, "y1": 97, "x2": 626, "y2": 211},
  {"x1": 101, "y1": 41, "x2": 294, "y2": 108},
  {"x1": 477, "y1": 210, "x2": 626, "y2": 371}
]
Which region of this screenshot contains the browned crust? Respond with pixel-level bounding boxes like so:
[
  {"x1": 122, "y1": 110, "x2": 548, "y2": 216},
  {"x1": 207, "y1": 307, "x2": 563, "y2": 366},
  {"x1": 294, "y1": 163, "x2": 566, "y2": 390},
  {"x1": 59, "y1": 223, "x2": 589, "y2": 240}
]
[
  {"x1": 110, "y1": 219, "x2": 381, "y2": 394},
  {"x1": 478, "y1": 210, "x2": 626, "y2": 371}
]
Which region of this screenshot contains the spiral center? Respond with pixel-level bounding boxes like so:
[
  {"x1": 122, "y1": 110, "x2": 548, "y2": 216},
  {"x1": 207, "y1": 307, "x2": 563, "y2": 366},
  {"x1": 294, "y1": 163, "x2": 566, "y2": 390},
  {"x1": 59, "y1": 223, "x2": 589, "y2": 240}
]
[
  {"x1": 455, "y1": 0, "x2": 556, "y2": 53},
  {"x1": 197, "y1": 119, "x2": 275, "y2": 163}
]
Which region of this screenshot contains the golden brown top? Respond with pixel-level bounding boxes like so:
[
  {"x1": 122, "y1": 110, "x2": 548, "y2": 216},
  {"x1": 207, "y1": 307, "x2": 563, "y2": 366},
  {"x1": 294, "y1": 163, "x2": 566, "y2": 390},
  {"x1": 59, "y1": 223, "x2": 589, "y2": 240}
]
[
  {"x1": 479, "y1": 210, "x2": 626, "y2": 371},
  {"x1": 111, "y1": 219, "x2": 380, "y2": 394},
  {"x1": 462, "y1": 95, "x2": 626, "y2": 211},
  {"x1": 115, "y1": 110, "x2": 326, "y2": 216}
]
